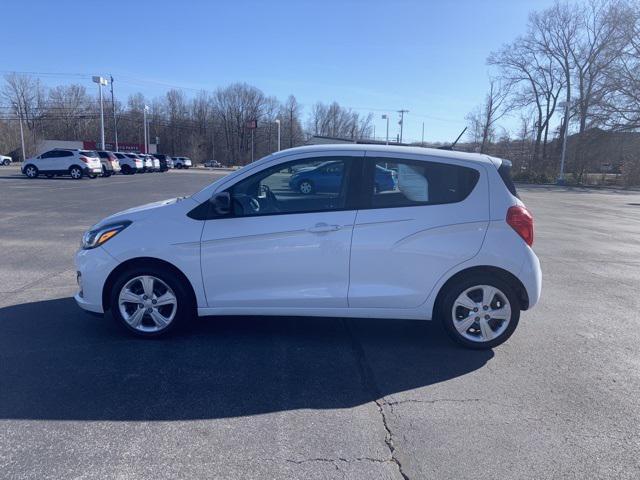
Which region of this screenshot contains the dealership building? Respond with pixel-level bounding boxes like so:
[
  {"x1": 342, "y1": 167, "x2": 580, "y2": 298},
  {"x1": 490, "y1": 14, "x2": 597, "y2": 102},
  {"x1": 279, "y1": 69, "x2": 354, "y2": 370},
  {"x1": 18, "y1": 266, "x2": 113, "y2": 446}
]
[{"x1": 35, "y1": 139, "x2": 158, "y2": 155}]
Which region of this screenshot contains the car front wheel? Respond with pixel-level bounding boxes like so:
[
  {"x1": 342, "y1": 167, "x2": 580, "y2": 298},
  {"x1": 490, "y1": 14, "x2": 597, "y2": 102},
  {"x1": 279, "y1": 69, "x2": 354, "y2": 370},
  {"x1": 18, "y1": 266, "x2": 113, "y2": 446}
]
[
  {"x1": 2, "y1": 159, "x2": 10, "y2": 166},
  {"x1": 24, "y1": 165, "x2": 38, "y2": 178},
  {"x1": 299, "y1": 180, "x2": 314, "y2": 194},
  {"x1": 110, "y1": 267, "x2": 192, "y2": 337},
  {"x1": 439, "y1": 274, "x2": 520, "y2": 349}
]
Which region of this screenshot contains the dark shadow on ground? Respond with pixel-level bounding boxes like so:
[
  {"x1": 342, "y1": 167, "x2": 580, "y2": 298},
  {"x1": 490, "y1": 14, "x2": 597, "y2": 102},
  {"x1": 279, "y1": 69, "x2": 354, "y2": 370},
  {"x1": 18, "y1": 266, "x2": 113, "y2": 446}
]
[{"x1": 0, "y1": 297, "x2": 493, "y2": 421}]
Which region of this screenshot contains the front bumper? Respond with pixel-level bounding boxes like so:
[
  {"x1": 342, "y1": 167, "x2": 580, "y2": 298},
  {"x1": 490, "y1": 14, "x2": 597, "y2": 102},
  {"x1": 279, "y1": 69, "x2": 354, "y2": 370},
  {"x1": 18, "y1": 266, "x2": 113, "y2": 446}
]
[{"x1": 74, "y1": 246, "x2": 119, "y2": 314}]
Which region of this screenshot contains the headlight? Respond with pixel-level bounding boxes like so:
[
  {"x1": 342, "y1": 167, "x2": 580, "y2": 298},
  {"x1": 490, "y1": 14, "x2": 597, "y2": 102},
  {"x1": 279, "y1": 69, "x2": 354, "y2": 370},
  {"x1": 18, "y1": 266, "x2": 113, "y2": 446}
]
[{"x1": 81, "y1": 221, "x2": 131, "y2": 250}]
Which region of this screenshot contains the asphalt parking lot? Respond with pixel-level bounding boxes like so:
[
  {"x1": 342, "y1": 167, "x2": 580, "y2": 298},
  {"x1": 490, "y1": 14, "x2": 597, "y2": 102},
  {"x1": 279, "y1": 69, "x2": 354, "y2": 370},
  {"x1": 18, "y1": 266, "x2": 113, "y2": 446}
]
[{"x1": 1, "y1": 167, "x2": 639, "y2": 479}]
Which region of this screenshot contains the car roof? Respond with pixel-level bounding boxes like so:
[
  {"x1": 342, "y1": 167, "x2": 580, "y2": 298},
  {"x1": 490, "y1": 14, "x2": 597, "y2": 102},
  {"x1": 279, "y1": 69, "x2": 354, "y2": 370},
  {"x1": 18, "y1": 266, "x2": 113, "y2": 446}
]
[{"x1": 273, "y1": 144, "x2": 500, "y2": 167}]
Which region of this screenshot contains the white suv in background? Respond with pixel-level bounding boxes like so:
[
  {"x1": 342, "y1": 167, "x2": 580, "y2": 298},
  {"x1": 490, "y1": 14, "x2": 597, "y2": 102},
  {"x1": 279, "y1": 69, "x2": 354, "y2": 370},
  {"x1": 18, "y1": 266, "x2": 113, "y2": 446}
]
[
  {"x1": 1, "y1": 155, "x2": 12, "y2": 166},
  {"x1": 173, "y1": 156, "x2": 192, "y2": 169},
  {"x1": 74, "y1": 144, "x2": 541, "y2": 349},
  {"x1": 22, "y1": 149, "x2": 102, "y2": 179},
  {"x1": 116, "y1": 153, "x2": 143, "y2": 174}
]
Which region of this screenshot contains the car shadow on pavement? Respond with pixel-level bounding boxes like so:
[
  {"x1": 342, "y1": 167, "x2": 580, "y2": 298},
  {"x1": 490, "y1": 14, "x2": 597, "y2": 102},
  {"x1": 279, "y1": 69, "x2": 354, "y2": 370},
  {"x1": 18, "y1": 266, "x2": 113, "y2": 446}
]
[{"x1": 0, "y1": 297, "x2": 493, "y2": 421}]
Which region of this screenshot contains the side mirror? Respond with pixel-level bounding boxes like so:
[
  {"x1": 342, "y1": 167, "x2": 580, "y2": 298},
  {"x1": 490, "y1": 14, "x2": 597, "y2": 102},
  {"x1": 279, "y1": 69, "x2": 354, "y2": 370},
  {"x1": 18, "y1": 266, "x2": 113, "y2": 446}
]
[{"x1": 209, "y1": 192, "x2": 231, "y2": 216}]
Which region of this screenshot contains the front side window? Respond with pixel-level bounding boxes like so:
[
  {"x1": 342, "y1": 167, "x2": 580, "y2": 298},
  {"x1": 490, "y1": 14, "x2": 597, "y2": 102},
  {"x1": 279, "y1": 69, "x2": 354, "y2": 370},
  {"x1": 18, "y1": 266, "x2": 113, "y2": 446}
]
[
  {"x1": 229, "y1": 157, "x2": 353, "y2": 217},
  {"x1": 368, "y1": 158, "x2": 479, "y2": 208}
]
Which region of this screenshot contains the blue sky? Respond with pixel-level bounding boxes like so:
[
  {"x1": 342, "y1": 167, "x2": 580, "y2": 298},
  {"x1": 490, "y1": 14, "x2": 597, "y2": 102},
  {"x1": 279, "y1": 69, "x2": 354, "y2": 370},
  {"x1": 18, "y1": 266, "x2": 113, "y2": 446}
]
[{"x1": 1, "y1": 0, "x2": 556, "y2": 142}]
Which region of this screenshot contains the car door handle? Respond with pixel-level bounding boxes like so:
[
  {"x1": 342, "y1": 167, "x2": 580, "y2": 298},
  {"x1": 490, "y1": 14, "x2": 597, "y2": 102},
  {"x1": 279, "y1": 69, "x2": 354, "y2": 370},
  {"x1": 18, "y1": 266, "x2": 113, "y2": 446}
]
[{"x1": 307, "y1": 223, "x2": 341, "y2": 233}]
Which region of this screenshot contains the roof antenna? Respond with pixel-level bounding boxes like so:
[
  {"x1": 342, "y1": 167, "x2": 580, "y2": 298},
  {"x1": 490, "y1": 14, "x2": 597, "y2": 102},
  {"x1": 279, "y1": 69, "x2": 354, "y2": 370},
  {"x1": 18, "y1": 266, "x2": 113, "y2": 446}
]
[{"x1": 438, "y1": 127, "x2": 467, "y2": 151}]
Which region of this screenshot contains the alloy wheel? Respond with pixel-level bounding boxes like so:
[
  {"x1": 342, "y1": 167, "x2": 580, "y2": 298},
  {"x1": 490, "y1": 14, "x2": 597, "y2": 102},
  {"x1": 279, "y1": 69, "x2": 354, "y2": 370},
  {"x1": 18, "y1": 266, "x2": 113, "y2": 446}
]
[
  {"x1": 118, "y1": 275, "x2": 178, "y2": 333},
  {"x1": 299, "y1": 181, "x2": 313, "y2": 194},
  {"x1": 451, "y1": 284, "x2": 512, "y2": 343},
  {"x1": 70, "y1": 168, "x2": 82, "y2": 179}
]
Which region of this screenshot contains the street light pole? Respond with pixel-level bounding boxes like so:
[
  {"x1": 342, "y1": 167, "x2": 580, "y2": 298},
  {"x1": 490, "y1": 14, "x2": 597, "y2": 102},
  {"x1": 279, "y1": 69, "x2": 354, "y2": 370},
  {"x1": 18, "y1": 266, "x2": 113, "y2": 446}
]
[
  {"x1": 558, "y1": 101, "x2": 570, "y2": 185},
  {"x1": 16, "y1": 103, "x2": 26, "y2": 161},
  {"x1": 397, "y1": 109, "x2": 409, "y2": 144},
  {"x1": 110, "y1": 75, "x2": 118, "y2": 151},
  {"x1": 275, "y1": 119, "x2": 281, "y2": 151},
  {"x1": 92, "y1": 76, "x2": 108, "y2": 150},
  {"x1": 421, "y1": 122, "x2": 425, "y2": 146},
  {"x1": 143, "y1": 105, "x2": 150, "y2": 154},
  {"x1": 382, "y1": 114, "x2": 389, "y2": 145}
]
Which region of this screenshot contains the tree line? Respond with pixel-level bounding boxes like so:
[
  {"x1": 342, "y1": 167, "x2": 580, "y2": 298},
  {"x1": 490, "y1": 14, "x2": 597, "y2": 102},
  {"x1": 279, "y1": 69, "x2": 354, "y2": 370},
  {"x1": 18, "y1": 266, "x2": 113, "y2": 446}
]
[
  {"x1": 0, "y1": 75, "x2": 374, "y2": 166},
  {"x1": 466, "y1": 0, "x2": 640, "y2": 185}
]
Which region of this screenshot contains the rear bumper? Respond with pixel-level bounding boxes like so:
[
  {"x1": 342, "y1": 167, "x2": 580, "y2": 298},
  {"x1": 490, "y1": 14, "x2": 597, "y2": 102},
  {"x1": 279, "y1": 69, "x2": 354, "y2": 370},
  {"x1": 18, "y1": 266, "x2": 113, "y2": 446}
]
[{"x1": 519, "y1": 247, "x2": 542, "y2": 309}]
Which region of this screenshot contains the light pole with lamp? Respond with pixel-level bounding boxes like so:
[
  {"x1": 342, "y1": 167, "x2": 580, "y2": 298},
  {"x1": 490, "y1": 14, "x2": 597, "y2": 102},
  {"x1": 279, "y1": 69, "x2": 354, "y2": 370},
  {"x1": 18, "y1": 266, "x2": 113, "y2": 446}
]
[
  {"x1": 382, "y1": 114, "x2": 389, "y2": 145},
  {"x1": 143, "y1": 105, "x2": 150, "y2": 154},
  {"x1": 92, "y1": 76, "x2": 108, "y2": 150},
  {"x1": 558, "y1": 100, "x2": 571, "y2": 185},
  {"x1": 275, "y1": 119, "x2": 281, "y2": 151}
]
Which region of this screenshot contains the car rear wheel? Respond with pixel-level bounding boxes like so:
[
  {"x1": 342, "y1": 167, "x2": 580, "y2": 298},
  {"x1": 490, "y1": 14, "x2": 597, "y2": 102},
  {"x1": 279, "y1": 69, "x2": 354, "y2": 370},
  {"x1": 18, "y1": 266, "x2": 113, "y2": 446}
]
[
  {"x1": 110, "y1": 266, "x2": 192, "y2": 337},
  {"x1": 439, "y1": 274, "x2": 520, "y2": 349},
  {"x1": 176, "y1": 163, "x2": 183, "y2": 169},
  {"x1": 2, "y1": 159, "x2": 10, "y2": 166},
  {"x1": 299, "y1": 180, "x2": 314, "y2": 194},
  {"x1": 24, "y1": 165, "x2": 38, "y2": 178},
  {"x1": 69, "y1": 166, "x2": 83, "y2": 180}
]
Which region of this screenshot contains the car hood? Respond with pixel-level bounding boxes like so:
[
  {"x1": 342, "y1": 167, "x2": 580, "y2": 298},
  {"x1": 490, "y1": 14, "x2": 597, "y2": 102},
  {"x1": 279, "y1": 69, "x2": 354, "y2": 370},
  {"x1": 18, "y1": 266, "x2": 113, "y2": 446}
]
[{"x1": 92, "y1": 197, "x2": 191, "y2": 228}]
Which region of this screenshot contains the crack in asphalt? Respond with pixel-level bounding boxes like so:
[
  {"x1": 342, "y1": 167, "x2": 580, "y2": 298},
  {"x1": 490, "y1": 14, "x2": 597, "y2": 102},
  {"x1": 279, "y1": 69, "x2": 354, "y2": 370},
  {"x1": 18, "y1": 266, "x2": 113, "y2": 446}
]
[{"x1": 342, "y1": 319, "x2": 411, "y2": 480}]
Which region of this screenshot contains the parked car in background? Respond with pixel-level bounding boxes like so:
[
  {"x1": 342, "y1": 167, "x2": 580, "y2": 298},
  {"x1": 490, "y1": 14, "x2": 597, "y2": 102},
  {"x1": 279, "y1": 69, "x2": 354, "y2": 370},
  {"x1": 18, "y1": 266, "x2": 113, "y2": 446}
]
[
  {"x1": 22, "y1": 149, "x2": 102, "y2": 180},
  {"x1": 154, "y1": 154, "x2": 172, "y2": 171},
  {"x1": 204, "y1": 160, "x2": 222, "y2": 168},
  {"x1": 0, "y1": 155, "x2": 12, "y2": 166},
  {"x1": 96, "y1": 151, "x2": 121, "y2": 177},
  {"x1": 118, "y1": 153, "x2": 144, "y2": 174},
  {"x1": 288, "y1": 160, "x2": 396, "y2": 195},
  {"x1": 74, "y1": 144, "x2": 540, "y2": 349},
  {"x1": 140, "y1": 154, "x2": 153, "y2": 172},
  {"x1": 173, "y1": 156, "x2": 192, "y2": 169}
]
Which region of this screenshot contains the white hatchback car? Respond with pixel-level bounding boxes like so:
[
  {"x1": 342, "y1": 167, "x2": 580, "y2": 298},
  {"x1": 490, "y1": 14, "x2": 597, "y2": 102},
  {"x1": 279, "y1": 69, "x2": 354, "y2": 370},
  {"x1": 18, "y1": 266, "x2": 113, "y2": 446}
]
[
  {"x1": 75, "y1": 145, "x2": 541, "y2": 349},
  {"x1": 23, "y1": 149, "x2": 102, "y2": 179}
]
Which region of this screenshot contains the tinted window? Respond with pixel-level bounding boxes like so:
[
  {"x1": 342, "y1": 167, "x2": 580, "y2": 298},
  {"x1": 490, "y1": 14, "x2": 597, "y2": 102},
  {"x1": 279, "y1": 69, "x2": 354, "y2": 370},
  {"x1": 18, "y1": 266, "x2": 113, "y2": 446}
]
[
  {"x1": 368, "y1": 158, "x2": 479, "y2": 209},
  {"x1": 40, "y1": 151, "x2": 55, "y2": 159},
  {"x1": 229, "y1": 157, "x2": 352, "y2": 217},
  {"x1": 80, "y1": 150, "x2": 97, "y2": 157},
  {"x1": 58, "y1": 151, "x2": 73, "y2": 157},
  {"x1": 97, "y1": 151, "x2": 108, "y2": 158},
  {"x1": 498, "y1": 159, "x2": 518, "y2": 197},
  {"x1": 114, "y1": 153, "x2": 125, "y2": 159}
]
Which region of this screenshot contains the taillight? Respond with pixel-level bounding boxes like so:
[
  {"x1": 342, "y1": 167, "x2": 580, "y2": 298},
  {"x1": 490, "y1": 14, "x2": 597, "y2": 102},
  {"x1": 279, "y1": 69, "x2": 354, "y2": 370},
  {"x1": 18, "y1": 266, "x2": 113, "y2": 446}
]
[
  {"x1": 506, "y1": 205, "x2": 534, "y2": 246},
  {"x1": 79, "y1": 156, "x2": 88, "y2": 163}
]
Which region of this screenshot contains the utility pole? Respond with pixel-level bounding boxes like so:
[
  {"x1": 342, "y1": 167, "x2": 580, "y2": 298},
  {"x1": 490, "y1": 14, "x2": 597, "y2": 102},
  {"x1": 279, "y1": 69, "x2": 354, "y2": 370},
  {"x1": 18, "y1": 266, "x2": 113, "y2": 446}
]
[
  {"x1": 110, "y1": 75, "x2": 118, "y2": 151},
  {"x1": 251, "y1": 129, "x2": 254, "y2": 162},
  {"x1": 275, "y1": 119, "x2": 281, "y2": 151},
  {"x1": 373, "y1": 124, "x2": 376, "y2": 140},
  {"x1": 17, "y1": 103, "x2": 26, "y2": 161},
  {"x1": 421, "y1": 122, "x2": 425, "y2": 146},
  {"x1": 397, "y1": 109, "x2": 409, "y2": 144}
]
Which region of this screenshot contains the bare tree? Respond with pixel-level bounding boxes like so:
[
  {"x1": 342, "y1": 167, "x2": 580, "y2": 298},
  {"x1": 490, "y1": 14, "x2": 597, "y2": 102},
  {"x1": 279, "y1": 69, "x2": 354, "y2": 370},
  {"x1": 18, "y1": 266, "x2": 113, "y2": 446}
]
[{"x1": 466, "y1": 79, "x2": 511, "y2": 153}]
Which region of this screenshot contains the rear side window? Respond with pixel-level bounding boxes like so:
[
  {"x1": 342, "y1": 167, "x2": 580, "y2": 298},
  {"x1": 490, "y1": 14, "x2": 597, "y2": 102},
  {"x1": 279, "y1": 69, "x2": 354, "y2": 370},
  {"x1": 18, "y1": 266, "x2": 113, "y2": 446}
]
[
  {"x1": 114, "y1": 153, "x2": 125, "y2": 159},
  {"x1": 59, "y1": 151, "x2": 73, "y2": 157},
  {"x1": 368, "y1": 158, "x2": 479, "y2": 209},
  {"x1": 497, "y1": 159, "x2": 518, "y2": 198}
]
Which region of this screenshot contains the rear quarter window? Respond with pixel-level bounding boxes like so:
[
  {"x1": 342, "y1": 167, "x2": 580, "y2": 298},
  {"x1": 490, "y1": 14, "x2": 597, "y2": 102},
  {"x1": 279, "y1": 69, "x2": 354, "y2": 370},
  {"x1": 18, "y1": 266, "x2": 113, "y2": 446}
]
[
  {"x1": 497, "y1": 159, "x2": 518, "y2": 198},
  {"x1": 368, "y1": 158, "x2": 480, "y2": 209}
]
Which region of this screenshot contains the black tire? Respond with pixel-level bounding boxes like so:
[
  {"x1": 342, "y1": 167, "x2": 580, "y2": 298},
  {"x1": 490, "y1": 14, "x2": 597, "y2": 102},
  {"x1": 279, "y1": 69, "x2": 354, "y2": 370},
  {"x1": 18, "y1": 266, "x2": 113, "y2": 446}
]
[
  {"x1": 24, "y1": 165, "x2": 38, "y2": 178},
  {"x1": 101, "y1": 166, "x2": 111, "y2": 177},
  {"x1": 2, "y1": 159, "x2": 10, "y2": 166},
  {"x1": 298, "y1": 180, "x2": 314, "y2": 195},
  {"x1": 438, "y1": 273, "x2": 520, "y2": 350},
  {"x1": 122, "y1": 164, "x2": 133, "y2": 175},
  {"x1": 69, "y1": 166, "x2": 83, "y2": 180},
  {"x1": 176, "y1": 163, "x2": 183, "y2": 169},
  {"x1": 110, "y1": 265, "x2": 193, "y2": 338}
]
